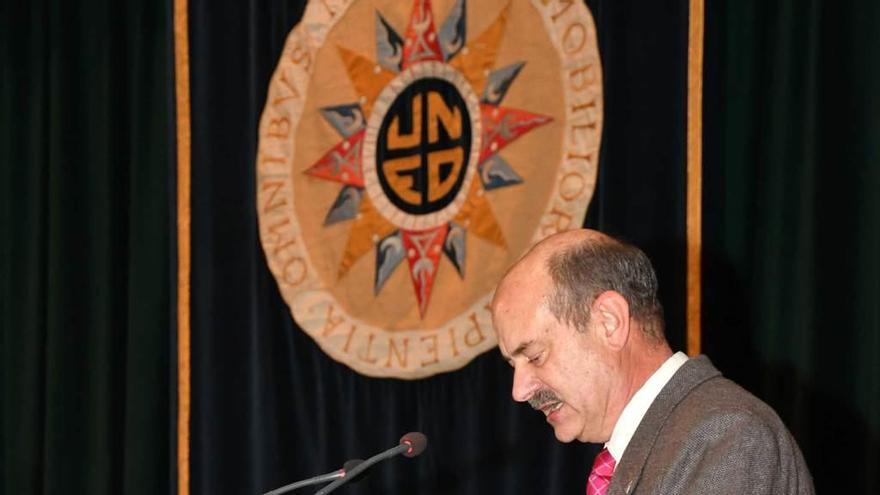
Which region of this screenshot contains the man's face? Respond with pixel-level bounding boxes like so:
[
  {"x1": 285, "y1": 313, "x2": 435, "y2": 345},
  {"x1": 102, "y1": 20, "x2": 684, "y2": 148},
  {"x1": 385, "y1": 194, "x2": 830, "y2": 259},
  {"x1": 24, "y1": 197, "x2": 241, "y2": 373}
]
[{"x1": 494, "y1": 278, "x2": 617, "y2": 443}]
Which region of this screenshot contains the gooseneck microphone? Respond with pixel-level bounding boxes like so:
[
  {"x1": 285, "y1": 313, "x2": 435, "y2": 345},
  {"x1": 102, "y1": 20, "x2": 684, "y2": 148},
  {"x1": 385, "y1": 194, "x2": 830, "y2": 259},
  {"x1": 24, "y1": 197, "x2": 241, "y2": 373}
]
[
  {"x1": 263, "y1": 459, "x2": 364, "y2": 495},
  {"x1": 313, "y1": 432, "x2": 428, "y2": 495}
]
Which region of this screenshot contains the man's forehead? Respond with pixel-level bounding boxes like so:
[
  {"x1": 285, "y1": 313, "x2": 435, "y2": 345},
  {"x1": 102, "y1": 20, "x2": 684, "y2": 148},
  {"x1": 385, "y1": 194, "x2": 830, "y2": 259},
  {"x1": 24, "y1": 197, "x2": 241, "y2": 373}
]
[
  {"x1": 493, "y1": 282, "x2": 544, "y2": 333},
  {"x1": 495, "y1": 294, "x2": 551, "y2": 359}
]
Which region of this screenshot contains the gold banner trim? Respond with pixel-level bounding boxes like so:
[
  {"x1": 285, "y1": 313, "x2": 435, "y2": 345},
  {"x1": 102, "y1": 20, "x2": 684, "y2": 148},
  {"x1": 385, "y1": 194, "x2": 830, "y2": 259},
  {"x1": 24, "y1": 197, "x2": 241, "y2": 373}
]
[
  {"x1": 687, "y1": 0, "x2": 704, "y2": 356},
  {"x1": 173, "y1": 0, "x2": 192, "y2": 491}
]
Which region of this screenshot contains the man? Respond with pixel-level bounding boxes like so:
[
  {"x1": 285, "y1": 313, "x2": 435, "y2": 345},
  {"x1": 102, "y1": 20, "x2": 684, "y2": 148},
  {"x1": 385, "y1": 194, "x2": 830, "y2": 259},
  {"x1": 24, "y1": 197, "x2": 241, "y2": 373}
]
[{"x1": 491, "y1": 229, "x2": 813, "y2": 494}]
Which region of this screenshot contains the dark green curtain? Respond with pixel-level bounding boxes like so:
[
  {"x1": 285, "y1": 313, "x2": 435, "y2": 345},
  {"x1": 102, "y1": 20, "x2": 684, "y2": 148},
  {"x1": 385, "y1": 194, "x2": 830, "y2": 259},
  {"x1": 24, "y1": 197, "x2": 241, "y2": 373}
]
[
  {"x1": 4, "y1": 0, "x2": 880, "y2": 493},
  {"x1": 0, "y1": 1, "x2": 174, "y2": 494},
  {"x1": 704, "y1": 0, "x2": 880, "y2": 491},
  {"x1": 186, "y1": 0, "x2": 688, "y2": 493}
]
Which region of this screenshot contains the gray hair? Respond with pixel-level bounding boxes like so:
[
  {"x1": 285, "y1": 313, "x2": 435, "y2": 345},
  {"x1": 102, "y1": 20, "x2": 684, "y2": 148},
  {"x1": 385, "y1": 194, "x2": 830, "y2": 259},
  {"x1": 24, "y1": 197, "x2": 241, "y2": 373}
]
[{"x1": 545, "y1": 237, "x2": 665, "y2": 341}]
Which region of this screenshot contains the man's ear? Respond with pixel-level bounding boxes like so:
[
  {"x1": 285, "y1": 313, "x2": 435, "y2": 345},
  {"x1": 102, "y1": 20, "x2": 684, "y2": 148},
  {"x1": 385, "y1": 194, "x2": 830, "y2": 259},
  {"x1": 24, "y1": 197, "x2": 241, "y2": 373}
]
[{"x1": 591, "y1": 291, "x2": 630, "y2": 350}]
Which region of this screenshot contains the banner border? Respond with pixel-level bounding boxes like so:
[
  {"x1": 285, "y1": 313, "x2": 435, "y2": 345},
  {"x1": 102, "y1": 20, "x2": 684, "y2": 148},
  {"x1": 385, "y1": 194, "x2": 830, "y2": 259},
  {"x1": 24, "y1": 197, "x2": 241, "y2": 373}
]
[
  {"x1": 173, "y1": 0, "x2": 192, "y2": 491},
  {"x1": 687, "y1": 0, "x2": 704, "y2": 356}
]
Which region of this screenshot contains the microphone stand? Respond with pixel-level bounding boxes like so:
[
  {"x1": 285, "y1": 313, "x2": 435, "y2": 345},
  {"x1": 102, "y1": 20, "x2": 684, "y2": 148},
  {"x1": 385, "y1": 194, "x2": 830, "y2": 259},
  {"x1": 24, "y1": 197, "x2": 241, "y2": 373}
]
[
  {"x1": 314, "y1": 444, "x2": 411, "y2": 495},
  {"x1": 263, "y1": 460, "x2": 362, "y2": 495}
]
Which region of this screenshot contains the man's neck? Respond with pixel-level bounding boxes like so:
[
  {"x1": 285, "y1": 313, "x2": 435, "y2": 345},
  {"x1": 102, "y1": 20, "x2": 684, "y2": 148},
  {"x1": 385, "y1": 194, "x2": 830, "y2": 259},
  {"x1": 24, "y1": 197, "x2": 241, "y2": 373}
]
[
  {"x1": 625, "y1": 342, "x2": 673, "y2": 398},
  {"x1": 604, "y1": 339, "x2": 673, "y2": 439}
]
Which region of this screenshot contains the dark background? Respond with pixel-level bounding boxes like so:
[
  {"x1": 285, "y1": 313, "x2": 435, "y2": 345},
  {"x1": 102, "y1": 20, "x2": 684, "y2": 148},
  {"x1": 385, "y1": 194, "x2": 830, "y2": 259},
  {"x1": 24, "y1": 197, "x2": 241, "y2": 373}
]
[{"x1": 2, "y1": 0, "x2": 878, "y2": 493}]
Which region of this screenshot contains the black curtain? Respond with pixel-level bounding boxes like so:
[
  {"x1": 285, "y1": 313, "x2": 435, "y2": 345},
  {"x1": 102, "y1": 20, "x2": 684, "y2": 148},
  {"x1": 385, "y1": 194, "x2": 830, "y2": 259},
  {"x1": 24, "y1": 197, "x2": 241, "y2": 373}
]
[
  {"x1": 188, "y1": 1, "x2": 688, "y2": 494},
  {"x1": 703, "y1": 0, "x2": 880, "y2": 492},
  {"x1": 0, "y1": 0, "x2": 174, "y2": 494}
]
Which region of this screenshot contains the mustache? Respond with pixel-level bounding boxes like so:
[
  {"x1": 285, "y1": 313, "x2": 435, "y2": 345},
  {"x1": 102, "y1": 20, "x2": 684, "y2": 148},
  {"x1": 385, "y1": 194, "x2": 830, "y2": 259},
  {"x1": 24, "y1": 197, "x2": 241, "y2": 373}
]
[{"x1": 528, "y1": 389, "x2": 561, "y2": 410}]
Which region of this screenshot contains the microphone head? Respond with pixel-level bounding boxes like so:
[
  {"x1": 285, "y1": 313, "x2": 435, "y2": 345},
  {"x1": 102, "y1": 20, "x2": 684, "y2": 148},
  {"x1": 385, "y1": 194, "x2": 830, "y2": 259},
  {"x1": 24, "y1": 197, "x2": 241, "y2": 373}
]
[{"x1": 399, "y1": 432, "x2": 428, "y2": 458}]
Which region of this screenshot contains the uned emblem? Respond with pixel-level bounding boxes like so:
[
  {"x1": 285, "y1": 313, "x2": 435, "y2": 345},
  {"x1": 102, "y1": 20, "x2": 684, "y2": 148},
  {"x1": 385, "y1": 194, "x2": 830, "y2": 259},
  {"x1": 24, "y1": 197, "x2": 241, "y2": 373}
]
[{"x1": 257, "y1": 0, "x2": 603, "y2": 378}]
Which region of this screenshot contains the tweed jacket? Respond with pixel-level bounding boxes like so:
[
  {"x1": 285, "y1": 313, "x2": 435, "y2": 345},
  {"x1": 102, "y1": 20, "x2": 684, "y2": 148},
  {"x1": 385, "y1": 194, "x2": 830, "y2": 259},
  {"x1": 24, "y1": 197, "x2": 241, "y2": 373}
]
[{"x1": 606, "y1": 356, "x2": 814, "y2": 495}]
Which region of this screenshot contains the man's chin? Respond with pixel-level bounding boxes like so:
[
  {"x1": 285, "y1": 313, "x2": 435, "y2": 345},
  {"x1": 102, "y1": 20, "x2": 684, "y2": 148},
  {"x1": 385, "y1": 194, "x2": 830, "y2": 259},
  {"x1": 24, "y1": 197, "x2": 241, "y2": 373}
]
[{"x1": 551, "y1": 427, "x2": 577, "y2": 443}]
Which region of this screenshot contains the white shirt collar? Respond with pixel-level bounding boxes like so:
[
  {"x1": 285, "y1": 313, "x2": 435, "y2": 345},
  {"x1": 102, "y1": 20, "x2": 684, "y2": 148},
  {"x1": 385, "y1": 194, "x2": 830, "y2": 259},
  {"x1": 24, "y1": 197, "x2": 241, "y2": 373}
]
[{"x1": 605, "y1": 351, "x2": 690, "y2": 465}]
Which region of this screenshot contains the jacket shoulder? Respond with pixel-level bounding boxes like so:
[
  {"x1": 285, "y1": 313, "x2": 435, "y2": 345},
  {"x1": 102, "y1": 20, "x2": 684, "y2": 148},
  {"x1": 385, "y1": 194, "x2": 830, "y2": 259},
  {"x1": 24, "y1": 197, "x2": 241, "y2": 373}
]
[{"x1": 642, "y1": 376, "x2": 814, "y2": 494}]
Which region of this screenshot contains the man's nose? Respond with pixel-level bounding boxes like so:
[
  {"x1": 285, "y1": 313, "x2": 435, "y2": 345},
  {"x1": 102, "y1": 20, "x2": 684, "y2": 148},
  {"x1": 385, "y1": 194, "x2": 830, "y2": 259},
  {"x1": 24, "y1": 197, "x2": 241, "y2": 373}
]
[{"x1": 511, "y1": 365, "x2": 537, "y2": 402}]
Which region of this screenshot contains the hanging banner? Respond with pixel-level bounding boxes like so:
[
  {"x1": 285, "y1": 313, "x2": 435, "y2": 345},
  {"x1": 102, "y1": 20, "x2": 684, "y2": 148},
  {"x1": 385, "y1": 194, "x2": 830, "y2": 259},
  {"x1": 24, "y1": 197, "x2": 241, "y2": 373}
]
[{"x1": 256, "y1": 0, "x2": 602, "y2": 378}]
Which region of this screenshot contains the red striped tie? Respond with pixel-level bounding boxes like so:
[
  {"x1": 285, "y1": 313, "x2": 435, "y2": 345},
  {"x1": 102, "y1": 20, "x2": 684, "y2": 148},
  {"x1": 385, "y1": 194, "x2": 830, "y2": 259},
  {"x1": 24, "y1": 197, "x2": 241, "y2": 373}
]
[{"x1": 586, "y1": 448, "x2": 616, "y2": 495}]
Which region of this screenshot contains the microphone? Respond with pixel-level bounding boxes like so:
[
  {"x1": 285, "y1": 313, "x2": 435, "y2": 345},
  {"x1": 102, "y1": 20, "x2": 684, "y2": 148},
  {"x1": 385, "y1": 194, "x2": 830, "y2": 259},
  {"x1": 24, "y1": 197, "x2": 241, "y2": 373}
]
[
  {"x1": 313, "y1": 432, "x2": 428, "y2": 495},
  {"x1": 262, "y1": 459, "x2": 364, "y2": 495}
]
